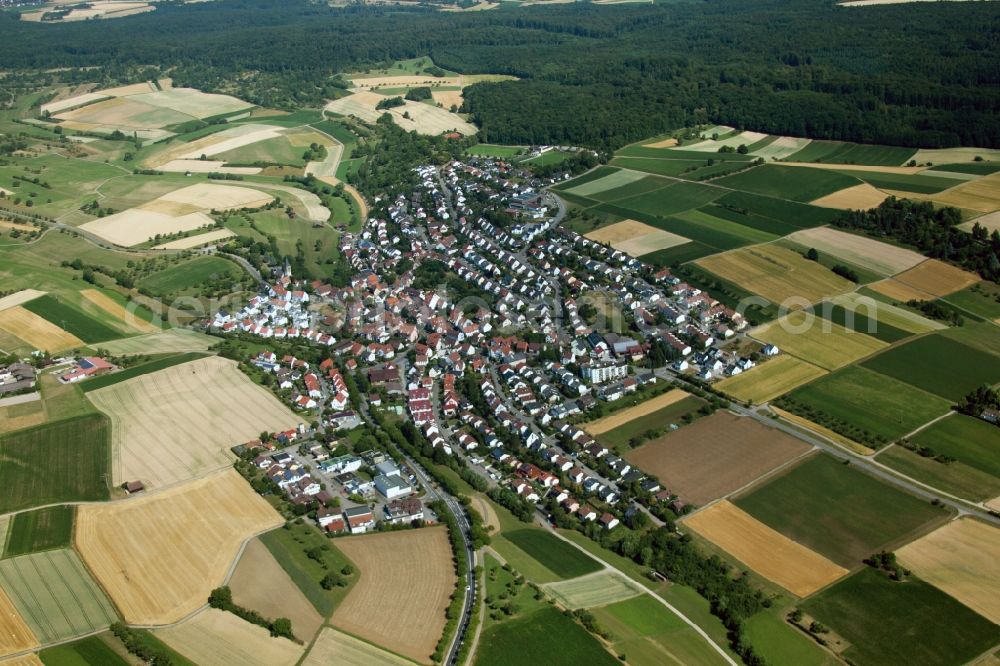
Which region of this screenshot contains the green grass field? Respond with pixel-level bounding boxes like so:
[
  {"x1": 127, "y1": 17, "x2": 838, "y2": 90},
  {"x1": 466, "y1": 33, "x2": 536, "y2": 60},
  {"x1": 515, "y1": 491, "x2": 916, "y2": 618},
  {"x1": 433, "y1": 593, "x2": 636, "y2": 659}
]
[
  {"x1": 784, "y1": 141, "x2": 916, "y2": 166},
  {"x1": 216, "y1": 135, "x2": 306, "y2": 167},
  {"x1": 137, "y1": 255, "x2": 244, "y2": 297},
  {"x1": 0, "y1": 414, "x2": 110, "y2": 513},
  {"x1": 913, "y1": 414, "x2": 1000, "y2": 478},
  {"x1": 39, "y1": 635, "x2": 131, "y2": 666},
  {"x1": 876, "y1": 445, "x2": 1000, "y2": 503},
  {"x1": 523, "y1": 150, "x2": 572, "y2": 166},
  {"x1": 930, "y1": 163, "x2": 1000, "y2": 176},
  {"x1": 802, "y1": 568, "x2": 1000, "y2": 666},
  {"x1": 861, "y1": 334, "x2": 1000, "y2": 401},
  {"x1": 80, "y1": 351, "x2": 209, "y2": 392},
  {"x1": 846, "y1": 170, "x2": 956, "y2": 194},
  {"x1": 940, "y1": 320, "x2": 1000, "y2": 358},
  {"x1": 249, "y1": 208, "x2": 340, "y2": 279},
  {"x1": 310, "y1": 119, "x2": 358, "y2": 148},
  {"x1": 259, "y1": 523, "x2": 356, "y2": 618},
  {"x1": 475, "y1": 605, "x2": 619, "y2": 666},
  {"x1": 0, "y1": 548, "x2": 119, "y2": 644},
  {"x1": 3, "y1": 505, "x2": 74, "y2": 558},
  {"x1": 782, "y1": 365, "x2": 952, "y2": 443},
  {"x1": 716, "y1": 190, "x2": 840, "y2": 227},
  {"x1": 22, "y1": 294, "x2": 123, "y2": 343},
  {"x1": 609, "y1": 156, "x2": 707, "y2": 178},
  {"x1": 716, "y1": 165, "x2": 860, "y2": 202},
  {"x1": 503, "y1": 530, "x2": 602, "y2": 580},
  {"x1": 742, "y1": 608, "x2": 838, "y2": 666},
  {"x1": 817, "y1": 303, "x2": 912, "y2": 343},
  {"x1": 607, "y1": 180, "x2": 725, "y2": 217},
  {"x1": 467, "y1": 143, "x2": 525, "y2": 158},
  {"x1": 943, "y1": 281, "x2": 1000, "y2": 320},
  {"x1": 735, "y1": 453, "x2": 947, "y2": 567},
  {"x1": 596, "y1": 395, "x2": 707, "y2": 451}
]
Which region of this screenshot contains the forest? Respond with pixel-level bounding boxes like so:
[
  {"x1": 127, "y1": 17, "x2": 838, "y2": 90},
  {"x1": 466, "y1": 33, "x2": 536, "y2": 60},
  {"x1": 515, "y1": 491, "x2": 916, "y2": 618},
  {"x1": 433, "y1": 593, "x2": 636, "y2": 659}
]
[{"x1": 0, "y1": 0, "x2": 998, "y2": 149}]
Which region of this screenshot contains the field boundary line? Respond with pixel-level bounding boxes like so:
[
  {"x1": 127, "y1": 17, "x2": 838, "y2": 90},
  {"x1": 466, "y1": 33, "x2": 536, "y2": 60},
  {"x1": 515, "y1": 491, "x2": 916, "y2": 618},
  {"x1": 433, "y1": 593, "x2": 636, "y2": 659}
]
[
  {"x1": 541, "y1": 525, "x2": 738, "y2": 666},
  {"x1": 902, "y1": 410, "x2": 956, "y2": 439}
]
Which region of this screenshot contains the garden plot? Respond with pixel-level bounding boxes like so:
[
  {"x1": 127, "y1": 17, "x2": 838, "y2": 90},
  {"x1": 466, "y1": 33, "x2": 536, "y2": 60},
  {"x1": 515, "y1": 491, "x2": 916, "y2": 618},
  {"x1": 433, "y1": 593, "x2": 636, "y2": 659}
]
[
  {"x1": 584, "y1": 219, "x2": 689, "y2": 257},
  {"x1": 684, "y1": 501, "x2": 848, "y2": 597},
  {"x1": 75, "y1": 469, "x2": 282, "y2": 625},
  {"x1": 89, "y1": 355, "x2": 300, "y2": 488}
]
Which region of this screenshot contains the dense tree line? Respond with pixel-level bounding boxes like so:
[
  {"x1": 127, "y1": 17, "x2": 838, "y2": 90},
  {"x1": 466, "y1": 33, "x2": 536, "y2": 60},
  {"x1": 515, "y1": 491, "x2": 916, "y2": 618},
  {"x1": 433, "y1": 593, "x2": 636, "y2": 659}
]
[{"x1": 0, "y1": 0, "x2": 997, "y2": 149}]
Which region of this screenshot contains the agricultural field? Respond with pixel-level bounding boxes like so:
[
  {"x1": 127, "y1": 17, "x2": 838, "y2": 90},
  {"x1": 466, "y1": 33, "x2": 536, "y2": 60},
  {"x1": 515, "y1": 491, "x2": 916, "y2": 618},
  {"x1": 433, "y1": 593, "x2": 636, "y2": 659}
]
[
  {"x1": 583, "y1": 219, "x2": 689, "y2": 257},
  {"x1": 784, "y1": 227, "x2": 925, "y2": 277},
  {"x1": 79, "y1": 289, "x2": 160, "y2": 335},
  {"x1": 911, "y1": 171, "x2": 1000, "y2": 213},
  {"x1": 715, "y1": 355, "x2": 827, "y2": 404},
  {"x1": 75, "y1": 469, "x2": 282, "y2": 625},
  {"x1": 624, "y1": 412, "x2": 811, "y2": 505},
  {"x1": 696, "y1": 244, "x2": 855, "y2": 305},
  {"x1": 3, "y1": 506, "x2": 74, "y2": 559},
  {"x1": 80, "y1": 183, "x2": 272, "y2": 247},
  {"x1": 876, "y1": 446, "x2": 1000, "y2": 503},
  {"x1": 36, "y1": 634, "x2": 130, "y2": 666},
  {"x1": 750, "y1": 311, "x2": 888, "y2": 370},
  {"x1": 941, "y1": 320, "x2": 1000, "y2": 358},
  {"x1": 861, "y1": 334, "x2": 1000, "y2": 401},
  {"x1": 809, "y1": 183, "x2": 889, "y2": 210},
  {"x1": 541, "y1": 571, "x2": 642, "y2": 610},
  {"x1": 742, "y1": 608, "x2": 839, "y2": 666},
  {"x1": 583, "y1": 387, "x2": 695, "y2": 435},
  {"x1": 228, "y1": 538, "x2": 323, "y2": 642},
  {"x1": 590, "y1": 394, "x2": 707, "y2": 451},
  {"x1": 331, "y1": 527, "x2": 456, "y2": 663},
  {"x1": 152, "y1": 228, "x2": 236, "y2": 250},
  {"x1": 0, "y1": 586, "x2": 37, "y2": 659},
  {"x1": 683, "y1": 501, "x2": 847, "y2": 597},
  {"x1": 0, "y1": 414, "x2": 110, "y2": 513},
  {"x1": 942, "y1": 281, "x2": 1000, "y2": 321},
  {"x1": 802, "y1": 567, "x2": 1000, "y2": 666},
  {"x1": 913, "y1": 414, "x2": 1000, "y2": 481},
  {"x1": 502, "y1": 530, "x2": 602, "y2": 580},
  {"x1": 780, "y1": 365, "x2": 952, "y2": 444},
  {"x1": 466, "y1": 144, "x2": 525, "y2": 158},
  {"x1": 135, "y1": 255, "x2": 246, "y2": 298},
  {"x1": 590, "y1": 595, "x2": 731, "y2": 666},
  {"x1": 735, "y1": 453, "x2": 948, "y2": 567},
  {"x1": 0, "y1": 290, "x2": 46, "y2": 312},
  {"x1": 782, "y1": 140, "x2": 916, "y2": 166},
  {"x1": 302, "y1": 627, "x2": 414, "y2": 666},
  {"x1": 826, "y1": 292, "x2": 945, "y2": 336},
  {"x1": 897, "y1": 518, "x2": 1000, "y2": 625},
  {"x1": 715, "y1": 165, "x2": 860, "y2": 202},
  {"x1": 155, "y1": 609, "x2": 303, "y2": 666},
  {"x1": 889, "y1": 259, "x2": 980, "y2": 298},
  {"x1": 0, "y1": 548, "x2": 118, "y2": 644},
  {"x1": 474, "y1": 605, "x2": 619, "y2": 666},
  {"x1": 21, "y1": 295, "x2": 122, "y2": 344},
  {"x1": 324, "y1": 91, "x2": 476, "y2": 136},
  {"x1": 87, "y1": 355, "x2": 300, "y2": 488},
  {"x1": 0, "y1": 307, "x2": 83, "y2": 353}
]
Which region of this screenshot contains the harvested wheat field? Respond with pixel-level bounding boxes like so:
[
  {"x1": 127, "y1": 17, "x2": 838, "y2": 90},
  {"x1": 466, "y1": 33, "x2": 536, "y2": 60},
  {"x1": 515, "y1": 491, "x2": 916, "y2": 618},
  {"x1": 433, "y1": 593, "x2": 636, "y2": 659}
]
[
  {"x1": 624, "y1": 412, "x2": 812, "y2": 505},
  {"x1": 542, "y1": 571, "x2": 642, "y2": 610},
  {"x1": 751, "y1": 136, "x2": 811, "y2": 160},
  {"x1": 157, "y1": 608, "x2": 302, "y2": 666},
  {"x1": 160, "y1": 183, "x2": 273, "y2": 210},
  {"x1": 908, "y1": 172, "x2": 1000, "y2": 213},
  {"x1": 325, "y1": 92, "x2": 476, "y2": 136},
  {"x1": 751, "y1": 311, "x2": 889, "y2": 370},
  {"x1": 431, "y1": 89, "x2": 464, "y2": 110},
  {"x1": 963, "y1": 211, "x2": 1000, "y2": 234},
  {"x1": 0, "y1": 655, "x2": 43, "y2": 666},
  {"x1": 174, "y1": 124, "x2": 284, "y2": 161},
  {"x1": 645, "y1": 137, "x2": 678, "y2": 148},
  {"x1": 914, "y1": 147, "x2": 1000, "y2": 164},
  {"x1": 811, "y1": 183, "x2": 889, "y2": 210},
  {"x1": 697, "y1": 244, "x2": 855, "y2": 306},
  {"x1": 770, "y1": 407, "x2": 875, "y2": 457},
  {"x1": 95, "y1": 328, "x2": 216, "y2": 355},
  {"x1": 0, "y1": 587, "x2": 37, "y2": 659},
  {"x1": 303, "y1": 627, "x2": 413, "y2": 666},
  {"x1": 785, "y1": 227, "x2": 924, "y2": 277},
  {"x1": 868, "y1": 278, "x2": 935, "y2": 302},
  {"x1": 41, "y1": 92, "x2": 109, "y2": 116},
  {"x1": 158, "y1": 160, "x2": 261, "y2": 175},
  {"x1": 0, "y1": 307, "x2": 82, "y2": 353},
  {"x1": 472, "y1": 494, "x2": 500, "y2": 533},
  {"x1": 331, "y1": 528, "x2": 456, "y2": 664},
  {"x1": 75, "y1": 469, "x2": 282, "y2": 625},
  {"x1": 716, "y1": 355, "x2": 828, "y2": 404},
  {"x1": 0, "y1": 290, "x2": 45, "y2": 312},
  {"x1": 89, "y1": 355, "x2": 300, "y2": 488},
  {"x1": 897, "y1": 518, "x2": 1000, "y2": 625},
  {"x1": 80, "y1": 289, "x2": 159, "y2": 333},
  {"x1": 229, "y1": 538, "x2": 323, "y2": 642},
  {"x1": 584, "y1": 388, "x2": 692, "y2": 435},
  {"x1": 684, "y1": 501, "x2": 847, "y2": 597},
  {"x1": 585, "y1": 219, "x2": 688, "y2": 257},
  {"x1": 153, "y1": 229, "x2": 236, "y2": 250},
  {"x1": 892, "y1": 259, "x2": 980, "y2": 298}
]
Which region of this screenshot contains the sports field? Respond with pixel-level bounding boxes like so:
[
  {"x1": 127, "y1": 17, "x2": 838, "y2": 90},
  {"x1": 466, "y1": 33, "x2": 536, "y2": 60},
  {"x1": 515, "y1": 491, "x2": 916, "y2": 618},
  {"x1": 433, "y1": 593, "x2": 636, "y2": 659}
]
[
  {"x1": 0, "y1": 307, "x2": 83, "y2": 353},
  {"x1": 475, "y1": 605, "x2": 619, "y2": 666},
  {"x1": 890, "y1": 259, "x2": 980, "y2": 297},
  {"x1": 697, "y1": 244, "x2": 855, "y2": 305},
  {"x1": 683, "y1": 501, "x2": 847, "y2": 597},
  {"x1": 803, "y1": 568, "x2": 1000, "y2": 666},
  {"x1": 0, "y1": 548, "x2": 118, "y2": 644},
  {"x1": 88, "y1": 355, "x2": 300, "y2": 488},
  {"x1": 751, "y1": 311, "x2": 888, "y2": 370},
  {"x1": 156, "y1": 608, "x2": 303, "y2": 666},
  {"x1": 583, "y1": 388, "x2": 693, "y2": 435},
  {"x1": 861, "y1": 334, "x2": 1000, "y2": 401},
  {"x1": 331, "y1": 527, "x2": 456, "y2": 663},
  {"x1": 624, "y1": 412, "x2": 811, "y2": 505},
  {"x1": 785, "y1": 227, "x2": 924, "y2": 277},
  {"x1": 897, "y1": 518, "x2": 1000, "y2": 624},
  {"x1": 0, "y1": 414, "x2": 109, "y2": 513},
  {"x1": 715, "y1": 355, "x2": 827, "y2": 404},
  {"x1": 735, "y1": 453, "x2": 947, "y2": 567},
  {"x1": 502, "y1": 530, "x2": 602, "y2": 580},
  {"x1": 303, "y1": 627, "x2": 413, "y2": 666},
  {"x1": 781, "y1": 365, "x2": 952, "y2": 443},
  {"x1": 541, "y1": 571, "x2": 641, "y2": 610},
  {"x1": 3, "y1": 506, "x2": 74, "y2": 558},
  {"x1": 229, "y1": 538, "x2": 323, "y2": 642},
  {"x1": 76, "y1": 469, "x2": 282, "y2": 625}
]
